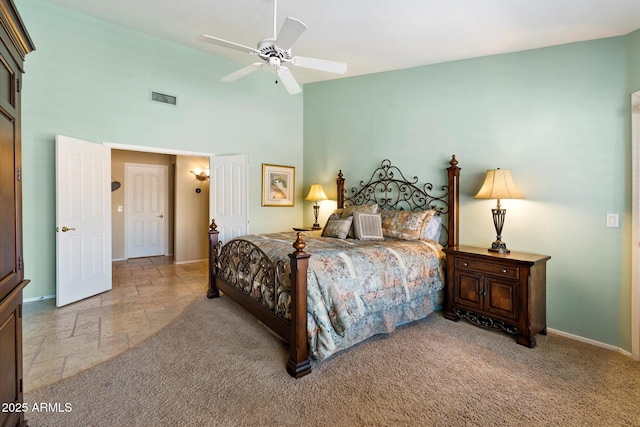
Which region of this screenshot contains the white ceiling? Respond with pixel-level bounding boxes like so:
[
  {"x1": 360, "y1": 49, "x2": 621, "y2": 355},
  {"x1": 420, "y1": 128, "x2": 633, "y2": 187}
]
[{"x1": 43, "y1": 0, "x2": 640, "y2": 84}]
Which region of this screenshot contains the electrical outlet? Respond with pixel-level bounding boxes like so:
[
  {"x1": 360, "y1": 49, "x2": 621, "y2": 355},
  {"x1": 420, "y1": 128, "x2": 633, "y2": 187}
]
[{"x1": 606, "y1": 213, "x2": 619, "y2": 228}]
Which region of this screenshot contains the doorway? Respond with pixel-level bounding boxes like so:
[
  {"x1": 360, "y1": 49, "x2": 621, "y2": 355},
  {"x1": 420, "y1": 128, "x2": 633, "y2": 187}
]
[
  {"x1": 109, "y1": 145, "x2": 213, "y2": 264},
  {"x1": 110, "y1": 149, "x2": 176, "y2": 261},
  {"x1": 55, "y1": 138, "x2": 248, "y2": 306}
]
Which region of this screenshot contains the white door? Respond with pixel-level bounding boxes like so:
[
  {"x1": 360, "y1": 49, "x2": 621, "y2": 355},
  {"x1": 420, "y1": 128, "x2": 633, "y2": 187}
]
[
  {"x1": 55, "y1": 135, "x2": 112, "y2": 307},
  {"x1": 125, "y1": 163, "x2": 168, "y2": 258},
  {"x1": 632, "y1": 90, "x2": 640, "y2": 361},
  {"x1": 210, "y1": 155, "x2": 248, "y2": 243}
]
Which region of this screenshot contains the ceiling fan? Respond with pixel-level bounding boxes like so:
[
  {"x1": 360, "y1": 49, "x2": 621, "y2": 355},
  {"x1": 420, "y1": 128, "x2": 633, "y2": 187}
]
[{"x1": 197, "y1": 0, "x2": 347, "y2": 95}]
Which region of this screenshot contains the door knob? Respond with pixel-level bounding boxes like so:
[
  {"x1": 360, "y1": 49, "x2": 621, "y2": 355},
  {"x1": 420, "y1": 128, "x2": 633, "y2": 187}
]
[
  {"x1": 61, "y1": 226, "x2": 76, "y2": 232},
  {"x1": 157, "y1": 214, "x2": 164, "y2": 219}
]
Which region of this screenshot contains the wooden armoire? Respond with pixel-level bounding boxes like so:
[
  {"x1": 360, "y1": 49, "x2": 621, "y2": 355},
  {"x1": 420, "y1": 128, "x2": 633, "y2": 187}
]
[{"x1": 0, "y1": 1, "x2": 34, "y2": 426}]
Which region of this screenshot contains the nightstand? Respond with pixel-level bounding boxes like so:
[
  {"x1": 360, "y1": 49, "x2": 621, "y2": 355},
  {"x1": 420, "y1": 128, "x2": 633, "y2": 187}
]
[
  {"x1": 292, "y1": 227, "x2": 313, "y2": 232},
  {"x1": 443, "y1": 245, "x2": 550, "y2": 348}
]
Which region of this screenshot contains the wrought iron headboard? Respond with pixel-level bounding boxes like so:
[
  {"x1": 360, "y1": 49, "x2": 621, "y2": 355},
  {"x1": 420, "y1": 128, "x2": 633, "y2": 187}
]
[{"x1": 336, "y1": 156, "x2": 460, "y2": 247}]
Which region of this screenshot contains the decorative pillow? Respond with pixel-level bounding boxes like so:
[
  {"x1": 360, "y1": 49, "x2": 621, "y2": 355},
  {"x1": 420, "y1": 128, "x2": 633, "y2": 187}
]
[
  {"x1": 321, "y1": 211, "x2": 343, "y2": 235},
  {"x1": 380, "y1": 209, "x2": 431, "y2": 241},
  {"x1": 341, "y1": 204, "x2": 378, "y2": 237},
  {"x1": 321, "y1": 216, "x2": 353, "y2": 239},
  {"x1": 422, "y1": 214, "x2": 443, "y2": 242},
  {"x1": 352, "y1": 211, "x2": 384, "y2": 241},
  {"x1": 340, "y1": 204, "x2": 378, "y2": 218}
]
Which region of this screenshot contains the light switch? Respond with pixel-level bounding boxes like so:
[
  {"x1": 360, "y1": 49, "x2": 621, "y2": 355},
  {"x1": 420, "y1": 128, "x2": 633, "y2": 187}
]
[
  {"x1": 117, "y1": 205, "x2": 124, "y2": 213},
  {"x1": 606, "y1": 213, "x2": 619, "y2": 228}
]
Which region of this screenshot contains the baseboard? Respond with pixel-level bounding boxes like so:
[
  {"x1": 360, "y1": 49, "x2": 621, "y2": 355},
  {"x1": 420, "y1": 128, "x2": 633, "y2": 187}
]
[
  {"x1": 174, "y1": 258, "x2": 207, "y2": 265},
  {"x1": 547, "y1": 327, "x2": 633, "y2": 358},
  {"x1": 113, "y1": 255, "x2": 174, "y2": 262},
  {"x1": 24, "y1": 294, "x2": 55, "y2": 303}
]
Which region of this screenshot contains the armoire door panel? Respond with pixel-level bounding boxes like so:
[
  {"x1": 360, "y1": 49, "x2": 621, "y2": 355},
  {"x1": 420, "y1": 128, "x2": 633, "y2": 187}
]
[{"x1": 0, "y1": 105, "x2": 18, "y2": 301}]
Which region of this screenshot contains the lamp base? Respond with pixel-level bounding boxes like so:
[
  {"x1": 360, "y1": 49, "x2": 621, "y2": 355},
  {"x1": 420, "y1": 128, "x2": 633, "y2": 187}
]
[
  {"x1": 311, "y1": 224, "x2": 322, "y2": 230},
  {"x1": 488, "y1": 241, "x2": 510, "y2": 254},
  {"x1": 488, "y1": 207, "x2": 510, "y2": 254}
]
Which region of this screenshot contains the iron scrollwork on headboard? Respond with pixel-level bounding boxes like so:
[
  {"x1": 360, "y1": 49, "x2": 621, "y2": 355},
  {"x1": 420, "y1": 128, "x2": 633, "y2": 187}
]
[
  {"x1": 344, "y1": 159, "x2": 449, "y2": 214},
  {"x1": 339, "y1": 159, "x2": 451, "y2": 245}
]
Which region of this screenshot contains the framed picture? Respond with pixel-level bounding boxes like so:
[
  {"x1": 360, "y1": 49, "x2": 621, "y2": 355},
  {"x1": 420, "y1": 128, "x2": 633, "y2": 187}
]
[{"x1": 262, "y1": 164, "x2": 295, "y2": 207}]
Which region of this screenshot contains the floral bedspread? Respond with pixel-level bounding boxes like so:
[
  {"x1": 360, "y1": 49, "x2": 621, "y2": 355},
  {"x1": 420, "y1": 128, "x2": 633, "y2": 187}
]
[{"x1": 240, "y1": 231, "x2": 446, "y2": 361}]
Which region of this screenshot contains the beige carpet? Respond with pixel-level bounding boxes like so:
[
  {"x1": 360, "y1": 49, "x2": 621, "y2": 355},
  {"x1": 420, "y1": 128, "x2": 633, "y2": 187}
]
[{"x1": 24, "y1": 295, "x2": 640, "y2": 427}]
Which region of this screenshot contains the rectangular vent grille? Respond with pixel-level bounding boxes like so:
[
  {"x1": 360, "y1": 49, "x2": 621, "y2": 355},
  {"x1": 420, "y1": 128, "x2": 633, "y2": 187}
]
[{"x1": 150, "y1": 90, "x2": 177, "y2": 106}]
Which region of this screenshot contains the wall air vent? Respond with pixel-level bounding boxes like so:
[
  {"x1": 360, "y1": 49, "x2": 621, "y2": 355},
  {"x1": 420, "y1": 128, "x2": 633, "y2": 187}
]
[{"x1": 150, "y1": 90, "x2": 177, "y2": 106}]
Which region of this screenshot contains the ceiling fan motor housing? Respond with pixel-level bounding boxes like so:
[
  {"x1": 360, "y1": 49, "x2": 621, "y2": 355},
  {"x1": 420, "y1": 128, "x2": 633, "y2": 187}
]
[{"x1": 258, "y1": 38, "x2": 291, "y2": 66}]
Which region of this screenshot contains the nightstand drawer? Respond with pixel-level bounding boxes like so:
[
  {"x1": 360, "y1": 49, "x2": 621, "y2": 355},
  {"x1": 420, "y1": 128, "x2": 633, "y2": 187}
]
[{"x1": 454, "y1": 258, "x2": 519, "y2": 279}]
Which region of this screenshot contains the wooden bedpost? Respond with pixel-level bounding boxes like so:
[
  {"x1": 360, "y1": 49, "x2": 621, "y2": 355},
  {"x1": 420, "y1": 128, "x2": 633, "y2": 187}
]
[
  {"x1": 336, "y1": 170, "x2": 345, "y2": 209},
  {"x1": 207, "y1": 219, "x2": 221, "y2": 299},
  {"x1": 286, "y1": 233, "x2": 312, "y2": 378},
  {"x1": 447, "y1": 155, "x2": 460, "y2": 248}
]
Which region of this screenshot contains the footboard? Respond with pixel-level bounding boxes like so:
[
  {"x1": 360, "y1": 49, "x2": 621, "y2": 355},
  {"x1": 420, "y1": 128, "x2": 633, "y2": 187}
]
[{"x1": 208, "y1": 221, "x2": 311, "y2": 378}]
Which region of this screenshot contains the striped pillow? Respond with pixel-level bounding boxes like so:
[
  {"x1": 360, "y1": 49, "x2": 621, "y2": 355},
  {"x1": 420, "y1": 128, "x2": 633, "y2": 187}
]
[{"x1": 353, "y1": 211, "x2": 384, "y2": 241}]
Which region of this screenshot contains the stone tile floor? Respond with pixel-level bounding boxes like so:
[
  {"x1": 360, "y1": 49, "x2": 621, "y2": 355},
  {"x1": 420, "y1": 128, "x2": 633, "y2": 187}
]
[{"x1": 22, "y1": 256, "x2": 208, "y2": 392}]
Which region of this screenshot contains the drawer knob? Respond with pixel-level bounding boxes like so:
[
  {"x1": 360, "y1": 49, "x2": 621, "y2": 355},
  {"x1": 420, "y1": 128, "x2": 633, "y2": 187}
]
[
  {"x1": 463, "y1": 262, "x2": 468, "y2": 267},
  {"x1": 502, "y1": 269, "x2": 507, "y2": 273}
]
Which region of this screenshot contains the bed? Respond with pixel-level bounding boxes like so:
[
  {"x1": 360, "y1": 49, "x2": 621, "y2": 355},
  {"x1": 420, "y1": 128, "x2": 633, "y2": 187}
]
[{"x1": 207, "y1": 156, "x2": 460, "y2": 378}]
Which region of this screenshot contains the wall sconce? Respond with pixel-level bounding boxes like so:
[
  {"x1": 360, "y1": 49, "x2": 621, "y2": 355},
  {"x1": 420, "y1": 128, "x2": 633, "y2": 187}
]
[
  {"x1": 474, "y1": 168, "x2": 524, "y2": 254},
  {"x1": 191, "y1": 168, "x2": 210, "y2": 181},
  {"x1": 305, "y1": 183, "x2": 328, "y2": 230}
]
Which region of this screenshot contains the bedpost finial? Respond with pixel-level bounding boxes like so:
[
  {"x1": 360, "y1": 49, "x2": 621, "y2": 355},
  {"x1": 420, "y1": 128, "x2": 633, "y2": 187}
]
[
  {"x1": 209, "y1": 219, "x2": 218, "y2": 231},
  {"x1": 338, "y1": 170, "x2": 343, "y2": 180},
  {"x1": 450, "y1": 155, "x2": 458, "y2": 167},
  {"x1": 292, "y1": 232, "x2": 307, "y2": 254}
]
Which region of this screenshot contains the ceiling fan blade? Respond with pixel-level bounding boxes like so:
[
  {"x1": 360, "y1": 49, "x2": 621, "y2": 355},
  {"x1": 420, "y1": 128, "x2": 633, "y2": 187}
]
[
  {"x1": 275, "y1": 17, "x2": 307, "y2": 51},
  {"x1": 276, "y1": 66, "x2": 302, "y2": 95},
  {"x1": 291, "y1": 56, "x2": 348, "y2": 74},
  {"x1": 222, "y1": 62, "x2": 265, "y2": 82},
  {"x1": 197, "y1": 35, "x2": 258, "y2": 55}
]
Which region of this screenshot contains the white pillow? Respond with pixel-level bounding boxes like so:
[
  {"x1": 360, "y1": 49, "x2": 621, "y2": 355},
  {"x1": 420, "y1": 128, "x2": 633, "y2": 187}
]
[
  {"x1": 422, "y1": 215, "x2": 443, "y2": 242},
  {"x1": 353, "y1": 211, "x2": 384, "y2": 241}
]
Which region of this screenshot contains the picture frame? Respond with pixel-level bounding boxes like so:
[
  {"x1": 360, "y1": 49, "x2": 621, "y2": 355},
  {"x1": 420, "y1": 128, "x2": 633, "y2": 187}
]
[{"x1": 262, "y1": 163, "x2": 295, "y2": 207}]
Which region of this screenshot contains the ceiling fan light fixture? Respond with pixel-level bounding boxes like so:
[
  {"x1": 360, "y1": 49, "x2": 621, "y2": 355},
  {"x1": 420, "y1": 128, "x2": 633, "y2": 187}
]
[{"x1": 269, "y1": 57, "x2": 281, "y2": 68}]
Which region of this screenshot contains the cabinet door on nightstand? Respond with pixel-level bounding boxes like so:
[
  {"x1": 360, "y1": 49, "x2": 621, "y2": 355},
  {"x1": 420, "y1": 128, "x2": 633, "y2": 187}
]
[
  {"x1": 484, "y1": 277, "x2": 519, "y2": 321},
  {"x1": 454, "y1": 270, "x2": 483, "y2": 311}
]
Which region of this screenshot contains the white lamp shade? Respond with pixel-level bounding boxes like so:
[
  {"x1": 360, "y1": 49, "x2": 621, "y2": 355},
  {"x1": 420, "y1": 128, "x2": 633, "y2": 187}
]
[
  {"x1": 474, "y1": 169, "x2": 524, "y2": 200},
  {"x1": 305, "y1": 184, "x2": 328, "y2": 202}
]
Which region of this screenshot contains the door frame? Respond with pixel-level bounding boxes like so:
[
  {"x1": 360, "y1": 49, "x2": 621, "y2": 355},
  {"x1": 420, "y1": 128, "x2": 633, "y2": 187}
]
[
  {"x1": 104, "y1": 141, "x2": 216, "y2": 259},
  {"x1": 632, "y1": 90, "x2": 640, "y2": 361}
]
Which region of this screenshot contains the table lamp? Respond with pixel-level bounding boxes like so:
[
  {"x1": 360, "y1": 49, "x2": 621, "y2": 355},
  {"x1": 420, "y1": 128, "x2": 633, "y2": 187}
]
[
  {"x1": 305, "y1": 184, "x2": 328, "y2": 230},
  {"x1": 474, "y1": 168, "x2": 524, "y2": 254}
]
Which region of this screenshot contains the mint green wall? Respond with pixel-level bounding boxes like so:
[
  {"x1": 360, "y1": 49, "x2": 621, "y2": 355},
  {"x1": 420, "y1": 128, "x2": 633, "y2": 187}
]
[
  {"x1": 304, "y1": 36, "x2": 634, "y2": 350},
  {"x1": 18, "y1": 0, "x2": 303, "y2": 299}
]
